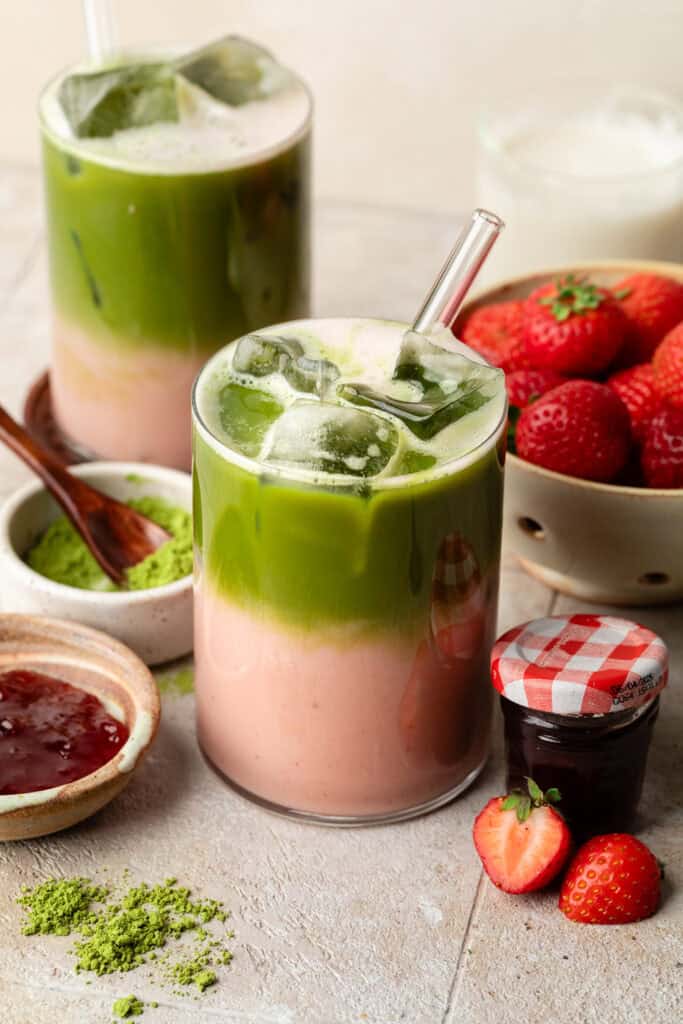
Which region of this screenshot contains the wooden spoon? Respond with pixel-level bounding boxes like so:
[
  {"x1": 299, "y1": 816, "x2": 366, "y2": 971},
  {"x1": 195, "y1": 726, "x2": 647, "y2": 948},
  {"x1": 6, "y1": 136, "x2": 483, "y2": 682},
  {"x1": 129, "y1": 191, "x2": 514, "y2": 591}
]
[{"x1": 0, "y1": 405, "x2": 171, "y2": 587}]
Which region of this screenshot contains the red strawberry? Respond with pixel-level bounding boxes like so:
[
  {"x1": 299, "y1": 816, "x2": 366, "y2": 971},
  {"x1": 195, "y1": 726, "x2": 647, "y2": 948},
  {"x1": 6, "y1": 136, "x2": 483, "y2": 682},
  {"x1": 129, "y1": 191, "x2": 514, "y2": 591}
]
[
  {"x1": 459, "y1": 300, "x2": 526, "y2": 371},
  {"x1": 641, "y1": 406, "x2": 683, "y2": 488},
  {"x1": 516, "y1": 380, "x2": 631, "y2": 482},
  {"x1": 506, "y1": 369, "x2": 567, "y2": 409},
  {"x1": 521, "y1": 275, "x2": 627, "y2": 375},
  {"x1": 607, "y1": 364, "x2": 663, "y2": 442},
  {"x1": 473, "y1": 778, "x2": 571, "y2": 894},
  {"x1": 615, "y1": 273, "x2": 683, "y2": 365},
  {"x1": 652, "y1": 322, "x2": 683, "y2": 410},
  {"x1": 559, "y1": 834, "x2": 661, "y2": 924}
]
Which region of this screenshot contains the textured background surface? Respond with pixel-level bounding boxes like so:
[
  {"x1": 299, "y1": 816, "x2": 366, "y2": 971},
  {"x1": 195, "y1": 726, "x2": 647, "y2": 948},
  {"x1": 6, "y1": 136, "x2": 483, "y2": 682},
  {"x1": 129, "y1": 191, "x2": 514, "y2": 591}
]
[
  {"x1": 2, "y1": 0, "x2": 683, "y2": 209},
  {"x1": 0, "y1": 166, "x2": 681, "y2": 1022}
]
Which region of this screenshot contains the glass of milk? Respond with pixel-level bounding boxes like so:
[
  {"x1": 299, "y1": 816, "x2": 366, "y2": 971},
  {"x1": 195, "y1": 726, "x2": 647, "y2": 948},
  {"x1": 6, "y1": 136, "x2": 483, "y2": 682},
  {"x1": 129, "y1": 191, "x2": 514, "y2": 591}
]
[{"x1": 476, "y1": 81, "x2": 683, "y2": 282}]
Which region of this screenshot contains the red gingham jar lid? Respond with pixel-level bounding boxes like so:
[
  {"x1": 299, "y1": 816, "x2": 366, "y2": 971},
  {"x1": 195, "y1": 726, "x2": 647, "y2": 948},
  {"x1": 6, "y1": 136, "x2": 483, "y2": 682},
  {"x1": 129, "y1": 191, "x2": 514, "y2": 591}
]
[{"x1": 491, "y1": 614, "x2": 668, "y2": 715}]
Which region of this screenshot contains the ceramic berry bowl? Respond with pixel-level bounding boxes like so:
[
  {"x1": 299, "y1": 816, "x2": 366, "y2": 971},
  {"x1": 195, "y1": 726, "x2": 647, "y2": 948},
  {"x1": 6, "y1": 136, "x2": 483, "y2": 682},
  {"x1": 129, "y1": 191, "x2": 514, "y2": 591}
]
[
  {"x1": 457, "y1": 259, "x2": 683, "y2": 606},
  {"x1": 0, "y1": 462, "x2": 193, "y2": 664},
  {"x1": 0, "y1": 613, "x2": 159, "y2": 841}
]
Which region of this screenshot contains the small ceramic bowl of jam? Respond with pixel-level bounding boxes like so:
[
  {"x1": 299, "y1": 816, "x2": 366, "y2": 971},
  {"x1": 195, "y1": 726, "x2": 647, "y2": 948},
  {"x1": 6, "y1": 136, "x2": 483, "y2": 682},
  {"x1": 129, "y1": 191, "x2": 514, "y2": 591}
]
[
  {"x1": 491, "y1": 613, "x2": 668, "y2": 840},
  {"x1": 0, "y1": 613, "x2": 160, "y2": 841},
  {"x1": 0, "y1": 462, "x2": 192, "y2": 665}
]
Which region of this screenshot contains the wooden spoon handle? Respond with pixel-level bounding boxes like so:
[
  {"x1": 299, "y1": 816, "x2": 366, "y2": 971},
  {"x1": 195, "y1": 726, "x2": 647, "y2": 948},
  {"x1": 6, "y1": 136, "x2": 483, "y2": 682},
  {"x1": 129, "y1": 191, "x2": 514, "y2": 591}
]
[{"x1": 0, "y1": 405, "x2": 95, "y2": 522}]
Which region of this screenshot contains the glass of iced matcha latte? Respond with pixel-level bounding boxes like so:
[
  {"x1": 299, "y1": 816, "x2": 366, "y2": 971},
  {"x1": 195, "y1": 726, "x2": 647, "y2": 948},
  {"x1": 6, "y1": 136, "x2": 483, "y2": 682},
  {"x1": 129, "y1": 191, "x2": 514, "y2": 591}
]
[
  {"x1": 39, "y1": 36, "x2": 311, "y2": 469},
  {"x1": 192, "y1": 314, "x2": 507, "y2": 823}
]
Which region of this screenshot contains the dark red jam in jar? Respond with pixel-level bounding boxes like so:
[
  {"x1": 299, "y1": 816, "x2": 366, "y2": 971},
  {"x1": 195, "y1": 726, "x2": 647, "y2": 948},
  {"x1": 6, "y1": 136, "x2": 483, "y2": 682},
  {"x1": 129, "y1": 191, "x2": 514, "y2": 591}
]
[
  {"x1": 0, "y1": 669, "x2": 129, "y2": 795},
  {"x1": 491, "y1": 614, "x2": 668, "y2": 839}
]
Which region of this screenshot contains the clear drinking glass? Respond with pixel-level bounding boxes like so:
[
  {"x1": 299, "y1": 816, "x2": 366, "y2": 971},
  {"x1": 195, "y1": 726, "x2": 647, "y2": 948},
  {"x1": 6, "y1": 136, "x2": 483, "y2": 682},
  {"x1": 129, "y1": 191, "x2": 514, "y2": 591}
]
[
  {"x1": 192, "y1": 316, "x2": 507, "y2": 824},
  {"x1": 39, "y1": 41, "x2": 312, "y2": 469},
  {"x1": 477, "y1": 81, "x2": 683, "y2": 282}
]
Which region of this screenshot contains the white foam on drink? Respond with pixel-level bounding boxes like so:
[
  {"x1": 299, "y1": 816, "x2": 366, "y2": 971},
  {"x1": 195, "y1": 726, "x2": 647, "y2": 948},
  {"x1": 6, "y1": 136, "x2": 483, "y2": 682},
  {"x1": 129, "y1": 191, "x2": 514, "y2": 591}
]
[
  {"x1": 195, "y1": 317, "x2": 507, "y2": 485},
  {"x1": 40, "y1": 56, "x2": 311, "y2": 175}
]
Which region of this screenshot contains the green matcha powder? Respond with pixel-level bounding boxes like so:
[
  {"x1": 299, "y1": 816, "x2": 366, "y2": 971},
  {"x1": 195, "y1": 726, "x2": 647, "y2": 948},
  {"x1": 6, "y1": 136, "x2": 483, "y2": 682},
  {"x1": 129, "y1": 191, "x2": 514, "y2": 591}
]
[
  {"x1": 26, "y1": 496, "x2": 192, "y2": 591},
  {"x1": 17, "y1": 876, "x2": 234, "y2": 1018}
]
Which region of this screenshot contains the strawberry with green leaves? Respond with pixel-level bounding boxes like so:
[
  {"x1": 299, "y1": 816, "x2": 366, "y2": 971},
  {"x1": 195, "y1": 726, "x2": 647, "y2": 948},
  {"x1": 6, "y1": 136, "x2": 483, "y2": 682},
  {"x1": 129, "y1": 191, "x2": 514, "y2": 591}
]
[
  {"x1": 520, "y1": 275, "x2": 627, "y2": 375},
  {"x1": 559, "y1": 833, "x2": 661, "y2": 924},
  {"x1": 473, "y1": 778, "x2": 571, "y2": 894}
]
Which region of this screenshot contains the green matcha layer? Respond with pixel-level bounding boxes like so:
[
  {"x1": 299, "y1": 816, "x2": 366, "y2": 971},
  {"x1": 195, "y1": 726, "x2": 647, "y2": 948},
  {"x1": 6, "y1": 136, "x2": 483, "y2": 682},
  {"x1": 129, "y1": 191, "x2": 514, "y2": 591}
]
[
  {"x1": 42, "y1": 134, "x2": 310, "y2": 352},
  {"x1": 193, "y1": 317, "x2": 506, "y2": 632},
  {"x1": 193, "y1": 426, "x2": 503, "y2": 633}
]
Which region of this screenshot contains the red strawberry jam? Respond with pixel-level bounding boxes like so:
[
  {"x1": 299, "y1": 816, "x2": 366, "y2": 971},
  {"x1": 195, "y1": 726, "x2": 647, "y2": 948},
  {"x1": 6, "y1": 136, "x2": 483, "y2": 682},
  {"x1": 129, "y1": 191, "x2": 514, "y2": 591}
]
[{"x1": 0, "y1": 670, "x2": 129, "y2": 795}]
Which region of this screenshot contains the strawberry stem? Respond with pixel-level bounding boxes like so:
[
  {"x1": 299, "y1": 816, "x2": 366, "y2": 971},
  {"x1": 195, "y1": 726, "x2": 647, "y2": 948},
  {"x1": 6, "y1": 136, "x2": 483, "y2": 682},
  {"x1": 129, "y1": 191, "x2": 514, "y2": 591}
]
[
  {"x1": 502, "y1": 778, "x2": 563, "y2": 823},
  {"x1": 539, "y1": 274, "x2": 603, "y2": 322}
]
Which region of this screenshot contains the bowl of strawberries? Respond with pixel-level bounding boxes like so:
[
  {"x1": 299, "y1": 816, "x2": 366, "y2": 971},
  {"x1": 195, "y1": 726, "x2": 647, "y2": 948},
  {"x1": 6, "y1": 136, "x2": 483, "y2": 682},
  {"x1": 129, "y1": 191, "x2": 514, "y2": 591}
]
[{"x1": 456, "y1": 260, "x2": 683, "y2": 605}]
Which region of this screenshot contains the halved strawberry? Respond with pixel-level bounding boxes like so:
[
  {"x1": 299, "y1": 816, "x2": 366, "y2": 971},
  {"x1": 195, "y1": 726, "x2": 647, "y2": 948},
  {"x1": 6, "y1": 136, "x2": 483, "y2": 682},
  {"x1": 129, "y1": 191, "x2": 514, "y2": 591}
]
[
  {"x1": 559, "y1": 834, "x2": 661, "y2": 924},
  {"x1": 473, "y1": 779, "x2": 571, "y2": 894}
]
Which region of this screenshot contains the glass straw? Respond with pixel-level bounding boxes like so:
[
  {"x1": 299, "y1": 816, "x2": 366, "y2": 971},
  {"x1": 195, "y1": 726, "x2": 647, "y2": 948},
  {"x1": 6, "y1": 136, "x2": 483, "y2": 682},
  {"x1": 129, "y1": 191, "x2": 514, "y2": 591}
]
[
  {"x1": 412, "y1": 209, "x2": 504, "y2": 334},
  {"x1": 82, "y1": 0, "x2": 118, "y2": 64}
]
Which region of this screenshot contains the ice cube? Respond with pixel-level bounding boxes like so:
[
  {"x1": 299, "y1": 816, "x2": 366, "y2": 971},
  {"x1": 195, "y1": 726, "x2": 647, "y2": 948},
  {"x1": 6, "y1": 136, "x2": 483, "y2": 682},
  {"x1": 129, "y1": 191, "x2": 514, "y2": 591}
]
[
  {"x1": 218, "y1": 380, "x2": 283, "y2": 457},
  {"x1": 283, "y1": 355, "x2": 340, "y2": 397},
  {"x1": 261, "y1": 401, "x2": 398, "y2": 477},
  {"x1": 58, "y1": 63, "x2": 178, "y2": 139},
  {"x1": 232, "y1": 334, "x2": 304, "y2": 377},
  {"x1": 396, "y1": 330, "x2": 500, "y2": 393},
  {"x1": 176, "y1": 35, "x2": 292, "y2": 107},
  {"x1": 339, "y1": 331, "x2": 503, "y2": 440}
]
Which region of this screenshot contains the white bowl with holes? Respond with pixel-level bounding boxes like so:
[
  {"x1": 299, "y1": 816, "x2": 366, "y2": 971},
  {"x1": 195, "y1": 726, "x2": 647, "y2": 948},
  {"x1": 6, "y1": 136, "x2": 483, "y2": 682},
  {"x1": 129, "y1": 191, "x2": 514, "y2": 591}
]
[
  {"x1": 0, "y1": 462, "x2": 193, "y2": 664},
  {"x1": 459, "y1": 259, "x2": 683, "y2": 606}
]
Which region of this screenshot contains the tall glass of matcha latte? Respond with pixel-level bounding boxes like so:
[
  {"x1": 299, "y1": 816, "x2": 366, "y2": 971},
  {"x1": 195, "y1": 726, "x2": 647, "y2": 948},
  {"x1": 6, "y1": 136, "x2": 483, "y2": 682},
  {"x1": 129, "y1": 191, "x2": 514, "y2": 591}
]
[
  {"x1": 192, "y1": 317, "x2": 507, "y2": 823},
  {"x1": 39, "y1": 37, "x2": 311, "y2": 469}
]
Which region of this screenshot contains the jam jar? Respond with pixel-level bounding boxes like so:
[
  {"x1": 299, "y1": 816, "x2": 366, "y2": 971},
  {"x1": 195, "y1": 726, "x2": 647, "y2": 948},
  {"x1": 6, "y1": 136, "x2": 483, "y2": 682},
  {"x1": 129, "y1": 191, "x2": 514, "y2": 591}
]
[{"x1": 491, "y1": 614, "x2": 668, "y2": 839}]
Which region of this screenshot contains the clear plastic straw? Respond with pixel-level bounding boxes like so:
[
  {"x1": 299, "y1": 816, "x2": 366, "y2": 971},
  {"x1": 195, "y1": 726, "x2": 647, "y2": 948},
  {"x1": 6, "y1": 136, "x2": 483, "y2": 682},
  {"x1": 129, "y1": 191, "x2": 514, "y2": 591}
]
[
  {"x1": 412, "y1": 209, "x2": 504, "y2": 334},
  {"x1": 82, "y1": 0, "x2": 118, "y2": 64}
]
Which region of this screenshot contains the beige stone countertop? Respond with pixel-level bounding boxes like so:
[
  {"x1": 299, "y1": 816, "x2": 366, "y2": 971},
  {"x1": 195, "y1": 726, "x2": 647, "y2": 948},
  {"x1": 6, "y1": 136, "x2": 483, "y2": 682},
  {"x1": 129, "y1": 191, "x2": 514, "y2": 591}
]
[{"x1": 0, "y1": 165, "x2": 680, "y2": 1024}]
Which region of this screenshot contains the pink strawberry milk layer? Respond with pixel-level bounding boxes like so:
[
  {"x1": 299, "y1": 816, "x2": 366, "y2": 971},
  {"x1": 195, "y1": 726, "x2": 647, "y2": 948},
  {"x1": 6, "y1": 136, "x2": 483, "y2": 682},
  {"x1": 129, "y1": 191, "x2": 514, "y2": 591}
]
[
  {"x1": 52, "y1": 317, "x2": 205, "y2": 469},
  {"x1": 194, "y1": 580, "x2": 497, "y2": 817},
  {"x1": 192, "y1": 317, "x2": 507, "y2": 822}
]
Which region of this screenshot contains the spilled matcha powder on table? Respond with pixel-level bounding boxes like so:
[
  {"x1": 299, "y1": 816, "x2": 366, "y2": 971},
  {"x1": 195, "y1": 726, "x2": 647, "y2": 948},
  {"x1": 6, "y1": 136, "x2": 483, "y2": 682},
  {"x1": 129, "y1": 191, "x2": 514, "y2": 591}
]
[
  {"x1": 17, "y1": 875, "x2": 233, "y2": 1012},
  {"x1": 113, "y1": 995, "x2": 145, "y2": 1018},
  {"x1": 26, "y1": 496, "x2": 192, "y2": 591}
]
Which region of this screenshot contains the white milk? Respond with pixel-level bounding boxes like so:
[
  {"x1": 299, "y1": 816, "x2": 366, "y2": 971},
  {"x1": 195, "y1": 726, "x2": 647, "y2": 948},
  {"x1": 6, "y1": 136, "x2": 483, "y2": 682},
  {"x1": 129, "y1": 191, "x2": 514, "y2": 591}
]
[{"x1": 477, "y1": 87, "x2": 683, "y2": 281}]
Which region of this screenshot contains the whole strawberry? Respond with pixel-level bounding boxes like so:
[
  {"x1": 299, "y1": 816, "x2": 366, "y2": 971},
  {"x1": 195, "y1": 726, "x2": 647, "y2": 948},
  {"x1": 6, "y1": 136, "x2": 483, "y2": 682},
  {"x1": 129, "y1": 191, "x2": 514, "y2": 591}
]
[
  {"x1": 615, "y1": 273, "x2": 683, "y2": 365},
  {"x1": 459, "y1": 300, "x2": 526, "y2": 372},
  {"x1": 559, "y1": 834, "x2": 661, "y2": 924},
  {"x1": 652, "y1": 322, "x2": 683, "y2": 411},
  {"x1": 506, "y1": 369, "x2": 567, "y2": 409},
  {"x1": 641, "y1": 406, "x2": 683, "y2": 488},
  {"x1": 516, "y1": 380, "x2": 631, "y2": 482},
  {"x1": 607, "y1": 364, "x2": 662, "y2": 443},
  {"x1": 521, "y1": 275, "x2": 626, "y2": 375},
  {"x1": 473, "y1": 779, "x2": 571, "y2": 894}
]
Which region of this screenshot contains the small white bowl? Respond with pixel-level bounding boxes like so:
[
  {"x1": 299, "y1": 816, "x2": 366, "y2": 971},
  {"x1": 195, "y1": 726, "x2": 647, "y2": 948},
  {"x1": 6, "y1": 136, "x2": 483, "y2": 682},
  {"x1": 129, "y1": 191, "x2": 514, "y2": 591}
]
[{"x1": 0, "y1": 462, "x2": 193, "y2": 665}]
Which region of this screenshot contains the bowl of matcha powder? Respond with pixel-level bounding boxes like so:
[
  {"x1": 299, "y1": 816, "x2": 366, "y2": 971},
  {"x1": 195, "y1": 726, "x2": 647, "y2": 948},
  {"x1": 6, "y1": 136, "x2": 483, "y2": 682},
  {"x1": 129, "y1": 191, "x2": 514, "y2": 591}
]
[{"x1": 0, "y1": 463, "x2": 193, "y2": 665}]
